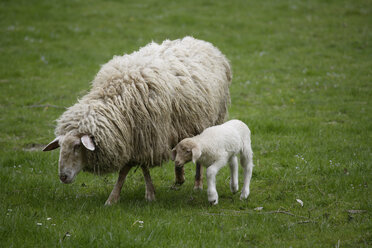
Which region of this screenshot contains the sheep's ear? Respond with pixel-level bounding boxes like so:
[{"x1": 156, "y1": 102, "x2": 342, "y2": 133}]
[
  {"x1": 191, "y1": 146, "x2": 201, "y2": 164},
  {"x1": 170, "y1": 148, "x2": 177, "y2": 161},
  {"x1": 81, "y1": 135, "x2": 95, "y2": 151},
  {"x1": 43, "y1": 136, "x2": 61, "y2": 151}
]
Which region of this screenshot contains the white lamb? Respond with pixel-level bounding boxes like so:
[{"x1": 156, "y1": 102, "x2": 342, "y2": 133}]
[{"x1": 171, "y1": 120, "x2": 254, "y2": 205}]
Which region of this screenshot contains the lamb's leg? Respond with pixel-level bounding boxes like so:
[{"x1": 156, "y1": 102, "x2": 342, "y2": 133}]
[
  {"x1": 141, "y1": 165, "x2": 156, "y2": 201},
  {"x1": 193, "y1": 162, "x2": 203, "y2": 190},
  {"x1": 206, "y1": 158, "x2": 227, "y2": 205},
  {"x1": 229, "y1": 155, "x2": 239, "y2": 193},
  {"x1": 240, "y1": 146, "x2": 254, "y2": 200},
  {"x1": 174, "y1": 165, "x2": 185, "y2": 185},
  {"x1": 105, "y1": 165, "x2": 131, "y2": 206}
]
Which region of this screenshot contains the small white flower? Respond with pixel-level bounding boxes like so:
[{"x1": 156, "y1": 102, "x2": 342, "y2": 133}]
[
  {"x1": 132, "y1": 220, "x2": 144, "y2": 228},
  {"x1": 296, "y1": 199, "x2": 304, "y2": 207},
  {"x1": 47, "y1": 217, "x2": 52, "y2": 221},
  {"x1": 254, "y1": 207, "x2": 263, "y2": 211},
  {"x1": 40, "y1": 56, "x2": 48, "y2": 64},
  {"x1": 37, "y1": 223, "x2": 42, "y2": 226}
]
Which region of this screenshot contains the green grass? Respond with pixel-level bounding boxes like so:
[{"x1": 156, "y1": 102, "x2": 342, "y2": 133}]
[{"x1": 1, "y1": 0, "x2": 371, "y2": 247}]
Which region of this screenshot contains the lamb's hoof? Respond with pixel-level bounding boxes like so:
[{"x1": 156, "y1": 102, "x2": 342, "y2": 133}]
[
  {"x1": 208, "y1": 190, "x2": 218, "y2": 205},
  {"x1": 240, "y1": 190, "x2": 250, "y2": 200},
  {"x1": 230, "y1": 185, "x2": 239, "y2": 194},
  {"x1": 194, "y1": 180, "x2": 203, "y2": 191}
]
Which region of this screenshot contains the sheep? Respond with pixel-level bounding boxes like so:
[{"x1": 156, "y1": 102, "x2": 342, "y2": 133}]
[
  {"x1": 43, "y1": 36, "x2": 232, "y2": 205},
  {"x1": 171, "y1": 120, "x2": 254, "y2": 205}
]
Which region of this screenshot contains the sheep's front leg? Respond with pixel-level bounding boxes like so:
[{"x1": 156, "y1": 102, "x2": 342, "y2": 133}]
[
  {"x1": 105, "y1": 165, "x2": 132, "y2": 206},
  {"x1": 174, "y1": 165, "x2": 185, "y2": 185},
  {"x1": 193, "y1": 162, "x2": 203, "y2": 190},
  {"x1": 229, "y1": 156, "x2": 239, "y2": 193},
  {"x1": 206, "y1": 159, "x2": 227, "y2": 205},
  {"x1": 141, "y1": 166, "x2": 156, "y2": 201}
]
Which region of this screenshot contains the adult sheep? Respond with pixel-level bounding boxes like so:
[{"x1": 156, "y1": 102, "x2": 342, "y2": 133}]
[{"x1": 43, "y1": 36, "x2": 232, "y2": 205}]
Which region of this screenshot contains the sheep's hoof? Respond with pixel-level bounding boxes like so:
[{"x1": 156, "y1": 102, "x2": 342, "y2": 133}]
[
  {"x1": 170, "y1": 184, "x2": 181, "y2": 191},
  {"x1": 174, "y1": 178, "x2": 185, "y2": 186},
  {"x1": 145, "y1": 196, "x2": 156, "y2": 202},
  {"x1": 145, "y1": 192, "x2": 156, "y2": 202},
  {"x1": 105, "y1": 194, "x2": 120, "y2": 206},
  {"x1": 193, "y1": 185, "x2": 203, "y2": 191}
]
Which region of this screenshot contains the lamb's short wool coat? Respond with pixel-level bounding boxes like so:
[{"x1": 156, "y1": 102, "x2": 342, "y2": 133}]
[{"x1": 172, "y1": 120, "x2": 254, "y2": 204}]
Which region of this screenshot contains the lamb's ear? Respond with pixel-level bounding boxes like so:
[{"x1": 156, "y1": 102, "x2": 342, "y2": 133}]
[
  {"x1": 81, "y1": 135, "x2": 95, "y2": 151},
  {"x1": 171, "y1": 148, "x2": 177, "y2": 161},
  {"x1": 43, "y1": 136, "x2": 61, "y2": 151},
  {"x1": 191, "y1": 146, "x2": 201, "y2": 164}
]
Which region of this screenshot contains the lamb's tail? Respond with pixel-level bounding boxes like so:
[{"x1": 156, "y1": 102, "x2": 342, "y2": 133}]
[{"x1": 241, "y1": 129, "x2": 254, "y2": 168}]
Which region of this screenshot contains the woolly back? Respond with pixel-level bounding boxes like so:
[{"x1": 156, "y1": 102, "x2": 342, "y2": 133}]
[{"x1": 55, "y1": 37, "x2": 232, "y2": 172}]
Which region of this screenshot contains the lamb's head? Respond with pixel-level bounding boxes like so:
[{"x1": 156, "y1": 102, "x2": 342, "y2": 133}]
[
  {"x1": 43, "y1": 133, "x2": 95, "y2": 184},
  {"x1": 171, "y1": 138, "x2": 201, "y2": 167}
]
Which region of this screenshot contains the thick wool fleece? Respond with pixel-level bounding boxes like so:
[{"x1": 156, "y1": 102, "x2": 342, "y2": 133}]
[{"x1": 55, "y1": 37, "x2": 232, "y2": 174}]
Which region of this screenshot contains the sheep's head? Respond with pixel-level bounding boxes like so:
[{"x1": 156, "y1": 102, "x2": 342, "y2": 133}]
[
  {"x1": 43, "y1": 133, "x2": 95, "y2": 184},
  {"x1": 171, "y1": 138, "x2": 201, "y2": 167}
]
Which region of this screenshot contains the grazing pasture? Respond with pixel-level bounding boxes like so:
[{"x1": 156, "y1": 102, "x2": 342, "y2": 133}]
[{"x1": 0, "y1": 0, "x2": 371, "y2": 247}]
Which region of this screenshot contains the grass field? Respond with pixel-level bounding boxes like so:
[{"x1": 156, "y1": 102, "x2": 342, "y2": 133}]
[{"x1": 0, "y1": 0, "x2": 371, "y2": 247}]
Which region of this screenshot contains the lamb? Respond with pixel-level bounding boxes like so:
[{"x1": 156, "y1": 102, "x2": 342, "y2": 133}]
[
  {"x1": 43, "y1": 36, "x2": 232, "y2": 205},
  {"x1": 171, "y1": 120, "x2": 254, "y2": 205}
]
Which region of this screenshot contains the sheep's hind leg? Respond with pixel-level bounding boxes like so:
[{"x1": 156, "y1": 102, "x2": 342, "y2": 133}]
[
  {"x1": 141, "y1": 166, "x2": 156, "y2": 201},
  {"x1": 105, "y1": 165, "x2": 132, "y2": 206},
  {"x1": 193, "y1": 162, "x2": 203, "y2": 190}
]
